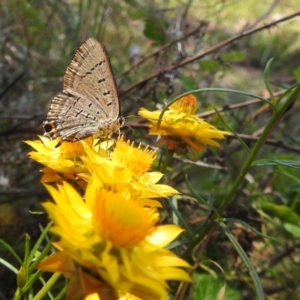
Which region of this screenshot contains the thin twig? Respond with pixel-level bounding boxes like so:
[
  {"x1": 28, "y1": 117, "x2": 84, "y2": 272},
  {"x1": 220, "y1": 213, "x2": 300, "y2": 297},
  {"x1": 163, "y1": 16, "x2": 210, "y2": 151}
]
[
  {"x1": 116, "y1": 23, "x2": 205, "y2": 78},
  {"x1": 119, "y1": 11, "x2": 300, "y2": 98}
]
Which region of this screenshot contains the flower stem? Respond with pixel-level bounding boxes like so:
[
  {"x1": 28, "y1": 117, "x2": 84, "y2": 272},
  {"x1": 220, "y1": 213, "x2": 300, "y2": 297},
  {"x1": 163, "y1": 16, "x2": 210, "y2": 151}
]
[
  {"x1": 184, "y1": 83, "x2": 300, "y2": 258},
  {"x1": 32, "y1": 272, "x2": 62, "y2": 300},
  {"x1": 159, "y1": 149, "x2": 175, "y2": 174}
]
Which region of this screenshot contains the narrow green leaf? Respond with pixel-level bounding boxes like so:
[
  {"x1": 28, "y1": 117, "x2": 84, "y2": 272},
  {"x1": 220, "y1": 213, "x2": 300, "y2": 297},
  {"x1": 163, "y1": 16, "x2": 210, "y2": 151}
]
[
  {"x1": 185, "y1": 175, "x2": 218, "y2": 216},
  {"x1": 213, "y1": 106, "x2": 250, "y2": 154},
  {"x1": 220, "y1": 222, "x2": 265, "y2": 300},
  {"x1": 0, "y1": 238, "x2": 22, "y2": 265},
  {"x1": 169, "y1": 198, "x2": 192, "y2": 235},
  {"x1": 252, "y1": 159, "x2": 300, "y2": 169},
  {"x1": 27, "y1": 222, "x2": 53, "y2": 272},
  {"x1": 263, "y1": 58, "x2": 275, "y2": 102},
  {"x1": 0, "y1": 257, "x2": 18, "y2": 274},
  {"x1": 225, "y1": 218, "x2": 276, "y2": 241}
]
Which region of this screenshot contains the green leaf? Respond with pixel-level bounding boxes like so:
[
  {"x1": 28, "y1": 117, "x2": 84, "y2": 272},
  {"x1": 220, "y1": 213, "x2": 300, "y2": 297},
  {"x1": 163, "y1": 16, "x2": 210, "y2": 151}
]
[
  {"x1": 293, "y1": 67, "x2": 300, "y2": 81},
  {"x1": 185, "y1": 175, "x2": 218, "y2": 215},
  {"x1": 143, "y1": 18, "x2": 165, "y2": 43},
  {"x1": 193, "y1": 273, "x2": 242, "y2": 300},
  {"x1": 220, "y1": 223, "x2": 265, "y2": 300},
  {"x1": 181, "y1": 75, "x2": 197, "y2": 90},
  {"x1": 263, "y1": 58, "x2": 275, "y2": 101},
  {"x1": 0, "y1": 238, "x2": 22, "y2": 265},
  {"x1": 220, "y1": 51, "x2": 246, "y2": 63},
  {"x1": 258, "y1": 201, "x2": 300, "y2": 224},
  {"x1": 225, "y1": 218, "x2": 276, "y2": 241},
  {"x1": 200, "y1": 59, "x2": 220, "y2": 72},
  {"x1": 283, "y1": 223, "x2": 300, "y2": 238},
  {"x1": 213, "y1": 106, "x2": 250, "y2": 154},
  {"x1": 252, "y1": 159, "x2": 300, "y2": 169}
]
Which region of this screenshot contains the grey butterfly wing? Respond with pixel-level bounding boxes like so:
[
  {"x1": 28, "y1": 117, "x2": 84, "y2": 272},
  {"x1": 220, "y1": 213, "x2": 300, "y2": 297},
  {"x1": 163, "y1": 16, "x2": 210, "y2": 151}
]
[
  {"x1": 63, "y1": 38, "x2": 120, "y2": 122},
  {"x1": 43, "y1": 92, "x2": 118, "y2": 141},
  {"x1": 42, "y1": 38, "x2": 121, "y2": 142}
]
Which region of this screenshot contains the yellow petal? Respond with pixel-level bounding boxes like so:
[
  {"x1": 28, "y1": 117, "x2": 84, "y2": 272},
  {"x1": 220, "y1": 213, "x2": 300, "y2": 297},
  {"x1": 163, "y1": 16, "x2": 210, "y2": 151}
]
[{"x1": 148, "y1": 225, "x2": 184, "y2": 247}]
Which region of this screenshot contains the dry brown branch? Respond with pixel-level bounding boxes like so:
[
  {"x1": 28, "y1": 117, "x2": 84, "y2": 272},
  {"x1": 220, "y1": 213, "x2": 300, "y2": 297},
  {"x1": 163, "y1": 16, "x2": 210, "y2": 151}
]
[{"x1": 119, "y1": 10, "x2": 300, "y2": 98}]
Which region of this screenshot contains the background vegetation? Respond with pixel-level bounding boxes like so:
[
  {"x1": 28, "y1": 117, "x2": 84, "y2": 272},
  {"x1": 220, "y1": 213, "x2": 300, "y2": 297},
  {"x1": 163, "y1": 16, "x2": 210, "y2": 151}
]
[{"x1": 1, "y1": 1, "x2": 300, "y2": 299}]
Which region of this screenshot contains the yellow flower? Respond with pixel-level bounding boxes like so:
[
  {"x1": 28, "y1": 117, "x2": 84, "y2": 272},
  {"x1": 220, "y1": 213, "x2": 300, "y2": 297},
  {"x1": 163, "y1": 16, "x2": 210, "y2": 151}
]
[
  {"x1": 38, "y1": 252, "x2": 158, "y2": 300},
  {"x1": 112, "y1": 136, "x2": 156, "y2": 178},
  {"x1": 80, "y1": 137, "x2": 179, "y2": 205},
  {"x1": 138, "y1": 95, "x2": 231, "y2": 157},
  {"x1": 25, "y1": 136, "x2": 113, "y2": 183},
  {"x1": 41, "y1": 180, "x2": 191, "y2": 300},
  {"x1": 169, "y1": 94, "x2": 198, "y2": 114},
  {"x1": 26, "y1": 134, "x2": 178, "y2": 202},
  {"x1": 119, "y1": 295, "x2": 143, "y2": 300}
]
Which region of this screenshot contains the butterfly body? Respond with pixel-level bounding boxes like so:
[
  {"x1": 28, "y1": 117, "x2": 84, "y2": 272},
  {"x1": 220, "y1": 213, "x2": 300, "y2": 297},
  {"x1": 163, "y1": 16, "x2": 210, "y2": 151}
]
[{"x1": 42, "y1": 38, "x2": 123, "y2": 142}]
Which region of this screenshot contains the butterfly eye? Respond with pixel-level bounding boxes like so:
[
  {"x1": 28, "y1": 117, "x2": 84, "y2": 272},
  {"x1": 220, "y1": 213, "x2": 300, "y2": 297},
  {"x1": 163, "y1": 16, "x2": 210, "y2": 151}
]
[
  {"x1": 43, "y1": 122, "x2": 54, "y2": 133},
  {"x1": 118, "y1": 116, "x2": 126, "y2": 127}
]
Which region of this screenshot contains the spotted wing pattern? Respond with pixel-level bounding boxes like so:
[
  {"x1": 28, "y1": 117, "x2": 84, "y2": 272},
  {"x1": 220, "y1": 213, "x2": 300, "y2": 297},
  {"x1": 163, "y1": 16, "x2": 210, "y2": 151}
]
[{"x1": 42, "y1": 38, "x2": 122, "y2": 142}]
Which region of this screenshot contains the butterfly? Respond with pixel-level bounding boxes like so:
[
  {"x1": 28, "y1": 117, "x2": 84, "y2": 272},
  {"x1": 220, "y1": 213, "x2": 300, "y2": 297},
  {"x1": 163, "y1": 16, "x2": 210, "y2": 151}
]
[{"x1": 42, "y1": 38, "x2": 124, "y2": 143}]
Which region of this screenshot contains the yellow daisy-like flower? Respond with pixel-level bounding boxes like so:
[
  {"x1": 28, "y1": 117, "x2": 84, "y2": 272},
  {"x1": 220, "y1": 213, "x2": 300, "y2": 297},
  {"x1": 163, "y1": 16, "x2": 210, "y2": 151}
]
[
  {"x1": 26, "y1": 134, "x2": 178, "y2": 202},
  {"x1": 38, "y1": 252, "x2": 156, "y2": 300},
  {"x1": 25, "y1": 136, "x2": 113, "y2": 183},
  {"x1": 112, "y1": 136, "x2": 156, "y2": 178},
  {"x1": 40, "y1": 180, "x2": 191, "y2": 300},
  {"x1": 138, "y1": 94, "x2": 231, "y2": 157},
  {"x1": 80, "y1": 137, "x2": 179, "y2": 205}
]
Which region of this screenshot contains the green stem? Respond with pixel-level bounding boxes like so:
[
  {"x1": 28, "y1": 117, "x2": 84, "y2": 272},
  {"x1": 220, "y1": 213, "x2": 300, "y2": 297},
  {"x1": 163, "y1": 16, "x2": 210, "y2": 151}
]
[
  {"x1": 32, "y1": 272, "x2": 62, "y2": 300},
  {"x1": 159, "y1": 149, "x2": 174, "y2": 174},
  {"x1": 184, "y1": 83, "x2": 300, "y2": 258}
]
